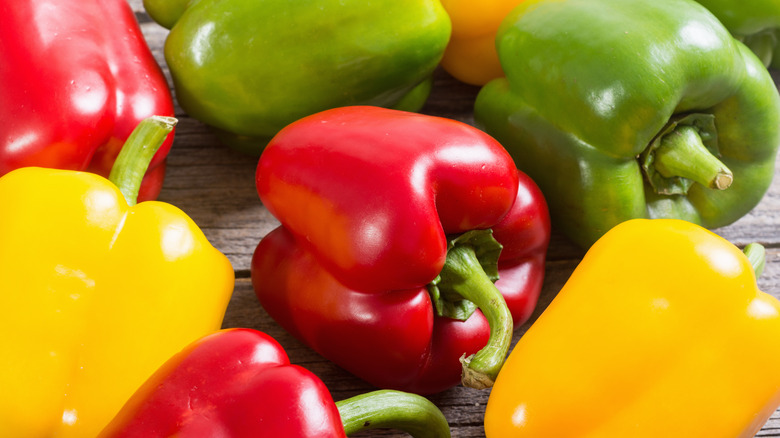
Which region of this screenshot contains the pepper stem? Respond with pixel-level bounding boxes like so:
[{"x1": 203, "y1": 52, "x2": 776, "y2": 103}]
[
  {"x1": 108, "y1": 116, "x2": 177, "y2": 206},
  {"x1": 653, "y1": 125, "x2": 732, "y2": 190},
  {"x1": 437, "y1": 242, "x2": 513, "y2": 389},
  {"x1": 743, "y1": 243, "x2": 766, "y2": 279},
  {"x1": 336, "y1": 390, "x2": 451, "y2": 438}
]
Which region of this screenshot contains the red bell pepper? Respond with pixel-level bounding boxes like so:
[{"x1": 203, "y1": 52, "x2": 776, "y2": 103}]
[
  {"x1": 251, "y1": 106, "x2": 550, "y2": 394},
  {"x1": 99, "y1": 328, "x2": 452, "y2": 438},
  {"x1": 0, "y1": 0, "x2": 175, "y2": 201}
]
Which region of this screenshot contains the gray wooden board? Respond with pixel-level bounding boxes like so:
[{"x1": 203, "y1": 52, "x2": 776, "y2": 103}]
[{"x1": 127, "y1": 0, "x2": 780, "y2": 435}]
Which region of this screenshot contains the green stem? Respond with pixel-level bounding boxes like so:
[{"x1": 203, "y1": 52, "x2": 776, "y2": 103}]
[
  {"x1": 336, "y1": 390, "x2": 451, "y2": 438},
  {"x1": 743, "y1": 243, "x2": 766, "y2": 279},
  {"x1": 653, "y1": 125, "x2": 732, "y2": 190},
  {"x1": 439, "y1": 244, "x2": 513, "y2": 389},
  {"x1": 108, "y1": 116, "x2": 177, "y2": 206}
]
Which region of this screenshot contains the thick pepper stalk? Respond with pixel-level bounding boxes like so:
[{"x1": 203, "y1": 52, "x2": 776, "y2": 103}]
[
  {"x1": 143, "y1": 0, "x2": 451, "y2": 155},
  {"x1": 0, "y1": 117, "x2": 234, "y2": 437},
  {"x1": 475, "y1": 0, "x2": 780, "y2": 249},
  {"x1": 0, "y1": 0, "x2": 175, "y2": 201},
  {"x1": 484, "y1": 219, "x2": 780, "y2": 437},
  {"x1": 251, "y1": 106, "x2": 550, "y2": 394},
  {"x1": 100, "y1": 328, "x2": 451, "y2": 437}
]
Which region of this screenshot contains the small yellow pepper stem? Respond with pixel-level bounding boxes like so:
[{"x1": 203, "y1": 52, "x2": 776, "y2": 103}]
[
  {"x1": 108, "y1": 116, "x2": 177, "y2": 206},
  {"x1": 653, "y1": 125, "x2": 733, "y2": 190},
  {"x1": 743, "y1": 243, "x2": 766, "y2": 279}
]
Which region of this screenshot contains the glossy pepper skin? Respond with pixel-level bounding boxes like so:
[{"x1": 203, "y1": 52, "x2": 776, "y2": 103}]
[
  {"x1": 439, "y1": 0, "x2": 527, "y2": 86},
  {"x1": 0, "y1": 118, "x2": 234, "y2": 438},
  {"x1": 143, "y1": 0, "x2": 451, "y2": 155},
  {"x1": 475, "y1": 0, "x2": 780, "y2": 249},
  {"x1": 252, "y1": 106, "x2": 550, "y2": 394},
  {"x1": 101, "y1": 328, "x2": 452, "y2": 438},
  {"x1": 484, "y1": 219, "x2": 780, "y2": 437},
  {"x1": 0, "y1": 0, "x2": 175, "y2": 202},
  {"x1": 694, "y1": 0, "x2": 780, "y2": 68}
]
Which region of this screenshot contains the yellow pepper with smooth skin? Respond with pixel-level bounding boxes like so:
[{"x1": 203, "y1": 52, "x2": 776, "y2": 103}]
[
  {"x1": 439, "y1": 0, "x2": 526, "y2": 85},
  {"x1": 485, "y1": 219, "x2": 780, "y2": 437},
  {"x1": 0, "y1": 117, "x2": 234, "y2": 437}
]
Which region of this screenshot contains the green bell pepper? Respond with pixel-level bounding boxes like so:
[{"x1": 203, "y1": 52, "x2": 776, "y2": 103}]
[
  {"x1": 143, "y1": 0, "x2": 451, "y2": 154},
  {"x1": 474, "y1": 0, "x2": 780, "y2": 249},
  {"x1": 694, "y1": 0, "x2": 780, "y2": 68}
]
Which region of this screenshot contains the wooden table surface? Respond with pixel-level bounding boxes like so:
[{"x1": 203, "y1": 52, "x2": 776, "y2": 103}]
[{"x1": 129, "y1": 1, "x2": 780, "y2": 436}]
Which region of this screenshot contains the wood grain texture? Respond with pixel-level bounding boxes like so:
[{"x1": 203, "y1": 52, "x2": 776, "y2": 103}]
[{"x1": 128, "y1": 0, "x2": 780, "y2": 435}]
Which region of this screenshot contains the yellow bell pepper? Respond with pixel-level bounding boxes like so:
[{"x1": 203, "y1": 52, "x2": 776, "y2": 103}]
[
  {"x1": 485, "y1": 219, "x2": 780, "y2": 437},
  {"x1": 0, "y1": 117, "x2": 234, "y2": 437},
  {"x1": 439, "y1": 0, "x2": 527, "y2": 85}
]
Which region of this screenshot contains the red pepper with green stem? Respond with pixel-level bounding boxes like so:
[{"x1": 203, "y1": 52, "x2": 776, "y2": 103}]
[
  {"x1": 100, "y1": 328, "x2": 452, "y2": 437},
  {"x1": 251, "y1": 106, "x2": 550, "y2": 393},
  {"x1": 0, "y1": 0, "x2": 175, "y2": 201}
]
